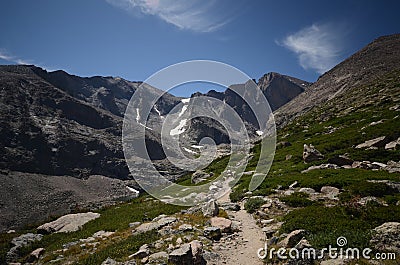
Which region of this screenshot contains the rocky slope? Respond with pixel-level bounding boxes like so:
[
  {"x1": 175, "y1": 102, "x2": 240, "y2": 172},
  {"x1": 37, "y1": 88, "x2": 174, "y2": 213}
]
[{"x1": 275, "y1": 34, "x2": 400, "y2": 128}]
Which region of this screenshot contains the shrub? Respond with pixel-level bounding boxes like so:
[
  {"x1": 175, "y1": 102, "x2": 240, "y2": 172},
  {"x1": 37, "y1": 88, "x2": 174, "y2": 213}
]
[
  {"x1": 280, "y1": 192, "x2": 314, "y2": 207},
  {"x1": 244, "y1": 197, "x2": 265, "y2": 213},
  {"x1": 349, "y1": 182, "x2": 397, "y2": 198}
]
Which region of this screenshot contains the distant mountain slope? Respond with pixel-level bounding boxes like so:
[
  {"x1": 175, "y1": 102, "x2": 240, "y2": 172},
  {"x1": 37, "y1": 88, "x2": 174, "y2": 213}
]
[{"x1": 275, "y1": 34, "x2": 400, "y2": 128}]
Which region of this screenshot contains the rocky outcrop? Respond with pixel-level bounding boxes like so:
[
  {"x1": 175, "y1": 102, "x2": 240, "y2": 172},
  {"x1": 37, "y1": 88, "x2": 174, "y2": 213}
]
[
  {"x1": 6, "y1": 233, "x2": 43, "y2": 262},
  {"x1": 169, "y1": 244, "x2": 193, "y2": 265},
  {"x1": 303, "y1": 144, "x2": 324, "y2": 163},
  {"x1": 37, "y1": 212, "x2": 100, "y2": 234},
  {"x1": 356, "y1": 136, "x2": 389, "y2": 149},
  {"x1": 133, "y1": 215, "x2": 177, "y2": 235},
  {"x1": 370, "y1": 222, "x2": 400, "y2": 253},
  {"x1": 191, "y1": 170, "x2": 212, "y2": 184}
]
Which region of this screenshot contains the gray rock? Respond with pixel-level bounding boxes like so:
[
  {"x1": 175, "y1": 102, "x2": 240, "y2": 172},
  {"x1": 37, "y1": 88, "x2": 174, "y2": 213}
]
[
  {"x1": 27, "y1": 248, "x2": 45, "y2": 262},
  {"x1": 6, "y1": 233, "x2": 43, "y2": 262},
  {"x1": 302, "y1": 163, "x2": 341, "y2": 173},
  {"x1": 219, "y1": 202, "x2": 240, "y2": 211},
  {"x1": 189, "y1": 240, "x2": 204, "y2": 265},
  {"x1": 179, "y1": 224, "x2": 193, "y2": 232},
  {"x1": 320, "y1": 186, "x2": 340, "y2": 199},
  {"x1": 279, "y1": 229, "x2": 306, "y2": 248},
  {"x1": 370, "y1": 222, "x2": 400, "y2": 253},
  {"x1": 298, "y1": 188, "x2": 316, "y2": 194},
  {"x1": 385, "y1": 137, "x2": 400, "y2": 150},
  {"x1": 204, "y1": 226, "x2": 222, "y2": 240},
  {"x1": 134, "y1": 216, "x2": 177, "y2": 234},
  {"x1": 169, "y1": 244, "x2": 193, "y2": 265},
  {"x1": 357, "y1": 196, "x2": 387, "y2": 207},
  {"x1": 303, "y1": 144, "x2": 324, "y2": 163},
  {"x1": 201, "y1": 199, "x2": 219, "y2": 217},
  {"x1": 129, "y1": 244, "x2": 150, "y2": 259},
  {"x1": 210, "y1": 217, "x2": 232, "y2": 233},
  {"x1": 286, "y1": 154, "x2": 293, "y2": 160},
  {"x1": 148, "y1": 251, "x2": 168, "y2": 263},
  {"x1": 289, "y1": 181, "x2": 298, "y2": 189},
  {"x1": 356, "y1": 136, "x2": 389, "y2": 149},
  {"x1": 191, "y1": 170, "x2": 212, "y2": 184},
  {"x1": 37, "y1": 212, "x2": 100, "y2": 234},
  {"x1": 385, "y1": 160, "x2": 400, "y2": 173},
  {"x1": 128, "y1": 222, "x2": 141, "y2": 228}
]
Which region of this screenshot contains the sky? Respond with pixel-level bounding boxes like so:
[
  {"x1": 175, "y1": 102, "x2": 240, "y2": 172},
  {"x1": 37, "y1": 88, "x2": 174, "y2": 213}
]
[{"x1": 0, "y1": 0, "x2": 399, "y2": 97}]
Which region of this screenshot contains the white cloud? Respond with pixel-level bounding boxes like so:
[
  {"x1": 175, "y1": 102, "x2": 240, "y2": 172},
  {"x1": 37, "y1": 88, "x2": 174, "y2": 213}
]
[
  {"x1": 0, "y1": 49, "x2": 30, "y2": 65},
  {"x1": 280, "y1": 23, "x2": 345, "y2": 74},
  {"x1": 106, "y1": 0, "x2": 231, "y2": 32}
]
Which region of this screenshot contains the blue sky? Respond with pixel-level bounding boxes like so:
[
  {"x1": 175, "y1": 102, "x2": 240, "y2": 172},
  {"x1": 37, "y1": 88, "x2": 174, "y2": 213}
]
[{"x1": 0, "y1": 0, "x2": 399, "y2": 96}]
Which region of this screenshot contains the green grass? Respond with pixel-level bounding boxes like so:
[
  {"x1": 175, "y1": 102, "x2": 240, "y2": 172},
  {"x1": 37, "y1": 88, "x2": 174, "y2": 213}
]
[
  {"x1": 281, "y1": 204, "x2": 400, "y2": 249},
  {"x1": 1, "y1": 196, "x2": 185, "y2": 264},
  {"x1": 280, "y1": 192, "x2": 315, "y2": 207}
]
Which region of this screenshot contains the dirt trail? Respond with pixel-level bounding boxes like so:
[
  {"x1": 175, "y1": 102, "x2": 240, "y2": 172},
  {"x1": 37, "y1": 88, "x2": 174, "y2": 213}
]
[{"x1": 209, "y1": 193, "x2": 266, "y2": 265}]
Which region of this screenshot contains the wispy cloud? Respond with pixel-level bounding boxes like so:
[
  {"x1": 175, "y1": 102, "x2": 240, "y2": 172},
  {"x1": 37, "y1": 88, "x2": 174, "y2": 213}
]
[
  {"x1": 279, "y1": 23, "x2": 345, "y2": 74},
  {"x1": 0, "y1": 49, "x2": 31, "y2": 65},
  {"x1": 106, "y1": 0, "x2": 233, "y2": 32}
]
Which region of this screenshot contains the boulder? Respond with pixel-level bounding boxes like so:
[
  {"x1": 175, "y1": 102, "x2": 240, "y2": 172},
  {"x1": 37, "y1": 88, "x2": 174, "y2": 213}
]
[
  {"x1": 303, "y1": 144, "x2": 324, "y2": 163},
  {"x1": 148, "y1": 252, "x2": 168, "y2": 263},
  {"x1": 302, "y1": 163, "x2": 341, "y2": 173},
  {"x1": 356, "y1": 136, "x2": 389, "y2": 149},
  {"x1": 169, "y1": 244, "x2": 193, "y2": 265},
  {"x1": 189, "y1": 240, "x2": 205, "y2": 265},
  {"x1": 134, "y1": 216, "x2": 176, "y2": 234},
  {"x1": 385, "y1": 137, "x2": 400, "y2": 150},
  {"x1": 179, "y1": 224, "x2": 193, "y2": 232},
  {"x1": 201, "y1": 200, "x2": 219, "y2": 217},
  {"x1": 203, "y1": 227, "x2": 222, "y2": 240},
  {"x1": 370, "y1": 222, "x2": 400, "y2": 253},
  {"x1": 357, "y1": 196, "x2": 387, "y2": 207},
  {"x1": 27, "y1": 248, "x2": 45, "y2": 262},
  {"x1": 385, "y1": 160, "x2": 400, "y2": 173},
  {"x1": 327, "y1": 155, "x2": 353, "y2": 166},
  {"x1": 299, "y1": 188, "x2": 316, "y2": 194},
  {"x1": 191, "y1": 170, "x2": 212, "y2": 184},
  {"x1": 210, "y1": 217, "x2": 232, "y2": 233},
  {"x1": 37, "y1": 212, "x2": 100, "y2": 234},
  {"x1": 285, "y1": 154, "x2": 293, "y2": 160},
  {"x1": 320, "y1": 186, "x2": 340, "y2": 199},
  {"x1": 279, "y1": 229, "x2": 306, "y2": 248},
  {"x1": 129, "y1": 244, "x2": 150, "y2": 259}
]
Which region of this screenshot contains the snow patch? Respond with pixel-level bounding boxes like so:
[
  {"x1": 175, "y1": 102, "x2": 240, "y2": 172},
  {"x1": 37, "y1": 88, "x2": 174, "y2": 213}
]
[
  {"x1": 178, "y1": 105, "x2": 188, "y2": 117},
  {"x1": 183, "y1": 147, "x2": 197, "y2": 154},
  {"x1": 256, "y1": 130, "x2": 264, "y2": 136},
  {"x1": 170, "y1": 119, "x2": 187, "y2": 136},
  {"x1": 126, "y1": 186, "x2": 140, "y2": 197},
  {"x1": 181, "y1": 98, "x2": 190, "y2": 103}
]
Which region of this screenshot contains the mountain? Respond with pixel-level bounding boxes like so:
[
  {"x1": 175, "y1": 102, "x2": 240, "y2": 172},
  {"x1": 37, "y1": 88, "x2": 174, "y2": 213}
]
[{"x1": 275, "y1": 34, "x2": 400, "y2": 128}]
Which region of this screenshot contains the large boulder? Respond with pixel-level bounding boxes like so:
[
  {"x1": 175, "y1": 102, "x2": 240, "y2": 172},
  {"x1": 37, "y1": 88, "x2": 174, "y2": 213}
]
[
  {"x1": 37, "y1": 212, "x2": 100, "y2": 234},
  {"x1": 189, "y1": 240, "x2": 205, "y2": 265},
  {"x1": 169, "y1": 244, "x2": 193, "y2": 265},
  {"x1": 203, "y1": 226, "x2": 222, "y2": 241},
  {"x1": 201, "y1": 200, "x2": 219, "y2": 217},
  {"x1": 320, "y1": 186, "x2": 340, "y2": 199},
  {"x1": 210, "y1": 217, "x2": 232, "y2": 233},
  {"x1": 303, "y1": 144, "x2": 324, "y2": 163},
  {"x1": 370, "y1": 222, "x2": 400, "y2": 253},
  {"x1": 279, "y1": 229, "x2": 306, "y2": 248}
]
